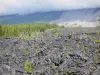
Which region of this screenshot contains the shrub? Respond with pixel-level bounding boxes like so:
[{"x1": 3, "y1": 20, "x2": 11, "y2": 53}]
[
  {"x1": 51, "y1": 66, "x2": 57, "y2": 70},
  {"x1": 24, "y1": 60, "x2": 35, "y2": 73},
  {"x1": 24, "y1": 48, "x2": 29, "y2": 56},
  {"x1": 0, "y1": 23, "x2": 62, "y2": 38},
  {"x1": 93, "y1": 54, "x2": 99, "y2": 64}
]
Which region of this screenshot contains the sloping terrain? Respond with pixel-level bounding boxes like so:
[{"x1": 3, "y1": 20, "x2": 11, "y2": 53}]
[
  {"x1": 54, "y1": 8, "x2": 100, "y2": 22},
  {"x1": 0, "y1": 28, "x2": 100, "y2": 75},
  {"x1": 0, "y1": 8, "x2": 100, "y2": 24}
]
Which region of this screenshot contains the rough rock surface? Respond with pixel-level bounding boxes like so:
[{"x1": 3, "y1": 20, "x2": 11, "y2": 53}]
[{"x1": 0, "y1": 28, "x2": 100, "y2": 75}]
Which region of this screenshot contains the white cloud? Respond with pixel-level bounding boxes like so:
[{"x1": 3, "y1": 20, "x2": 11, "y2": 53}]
[{"x1": 0, "y1": 0, "x2": 100, "y2": 15}]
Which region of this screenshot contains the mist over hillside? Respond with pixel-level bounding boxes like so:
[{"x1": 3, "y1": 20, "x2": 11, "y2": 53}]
[{"x1": 0, "y1": 8, "x2": 100, "y2": 24}]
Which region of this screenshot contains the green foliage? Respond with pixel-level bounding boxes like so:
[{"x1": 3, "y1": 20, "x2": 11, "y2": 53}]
[
  {"x1": 24, "y1": 48, "x2": 29, "y2": 56},
  {"x1": 96, "y1": 30, "x2": 100, "y2": 34},
  {"x1": 52, "y1": 28, "x2": 57, "y2": 35},
  {"x1": 66, "y1": 43, "x2": 72, "y2": 51},
  {"x1": 24, "y1": 60, "x2": 35, "y2": 73},
  {"x1": 34, "y1": 49, "x2": 38, "y2": 56},
  {"x1": 95, "y1": 40, "x2": 100, "y2": 43},
  {"x1": 0, "y1": 48, "x2": 2, "y2": 53},
  {"x1": 51, "y1": 66, "x2": 57, "y2": 70},
  {"x1": 0, "y1": 25, "x2": 3, "y2": 36},
  {"x1": 64, "y1": 52, "x2": 69, "y2": 56},
  {"x1": 93, "y1": 49, "x2": 100, "y2": 64},
  {"x1": 81, "y1": 45, "x2": 86, "y2": 58},
  {"x1": 93, "y1": 54, "x2": 99, "y2": 64},
  {"x1": 60, "y1": 25, "x2": 65, "y2": 28},
  {"x1": 92, "y1": 36, "x2": 100, "y2": 43},
  {"x1": 51, "y1": 28, "x2": 59, "y2": 37},
  {"x1": 63, "y1": 68, "x2": 77, "y2": 75},
  {"x1": 0, "y1": 23, "x2": 62, "y2": 38}
]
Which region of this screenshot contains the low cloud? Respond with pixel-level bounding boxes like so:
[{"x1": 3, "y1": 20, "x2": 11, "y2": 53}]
[{"x1": 0, "y1": 0, "x2": 100, "y2": 15}]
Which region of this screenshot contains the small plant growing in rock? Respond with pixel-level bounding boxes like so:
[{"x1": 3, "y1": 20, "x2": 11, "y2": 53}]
[
  {"x1": 91, "y1": 36, "x2": 100, "y2": 43},
  {"x1": 41, "y1": 70, "x2": 45, "y2": 73},
  {"x1": 62, "y1": 40, "x2": 65, "y2": 45},
  {"x1": 5, "y1": 52, "x2": 9, "y2": 56},
  {"x1": 93, "y1": 54, "x2": 99, "y2": 64},
  {"x1": 41, "y1": 63, "x2": 45, "y2": 66},
  {"x1": 64, "y1": 68, "x2": 71, "y2": 75},
  {"x1": 0, "y1": 48, "x2": 2, "y2": 53},
  {"x1": 96, "y1": 49, "x2": 100, "y2": 53},
  {"x1": 96, "y1": 30, "x2": 100, "y2": 34},
  {"x1": 34, "y1": 49, "x2": 38, "y2": 56},
  {"x1": 95, "y1": 40, "x2": 100, "y2": 43},
  {"x1": 69, "y1": 47, "x2": 72, "y2": 51},
  {"x1": 64, "y1": 52, "x2": 69, "y2": 56},
  {"x1": 24, "y1": 48, "x2": 29, "y2": 56},
  {"x1": 51, "y1": 28, "x2": 59, "y2": 37},
  {"x1": 51, "y1": 66, "x2": 57, "y2": 70},
  {"x1": 92, "y1": 37, "x2": 97, "y2": 40},
  {"x1": 66, "y1": 44, "x2": 72, "y2": 51},
  {"x1": 24, "y1": 60, "x2": 35, "y2": 73},
  {"x1": 81, "y1": 45, "x2": 86, "y2": 58},
  {"x1": 66, "y1": 43, "x2": 70, "y2": 47}
]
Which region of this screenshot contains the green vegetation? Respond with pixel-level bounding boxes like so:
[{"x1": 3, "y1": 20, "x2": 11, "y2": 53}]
[
  {"x1": 94, "y1": 40, "x2": 100, "y2": 43},
  {"x1": 64, "y1": 52, "x2": 69, "y2": 56},
  {"x1": 0, "y1": 23, "x2": 63, "y2": 39},
  {"x1": 24, "y1": 48, "x2": 30, "y2": 56},
  {"x1": 93, "y1": 54, "x2": 99, "y2": 64},
  {"x1": 51, "y1": 66, "x2": 57, "y2": 70},
  {"x1": 51, "y1": 28, "x2": 59, "y2": 37},
  {"x1": 34, "y1": 43, "x2": 39, "y2": 56},
  {"x1": 0, "y1": 48, "x2": 2, "y2": 53},
  {"x1": 91, "y1": 36, "x2": 100, "y2": 43},
  {"x1": 93, "y1": 49, "x2": 100, "y2": 64},
  {"x1": 81, "y1": 45, "x2": 86, "y2": 58},
  {"x1": 66, "y1": 43, "x2": 72, "y2": 51},
  {"x1": 34, "y1": 49, "x2": 38, "y2": 56},
  {"x1": 24, "y1": 60, "x2": 35, "y2": 73}
]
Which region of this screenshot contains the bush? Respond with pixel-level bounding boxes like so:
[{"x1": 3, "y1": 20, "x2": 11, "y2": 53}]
[
  {"x1": 51, "y1": 66, "x2": 57, "y2": 70},
  {"x1": 0, "y1": 23, "x2": 63, "y2": 38},
  {"x1": 24, "y1": 60, "x2": 35, "y2": 73}
]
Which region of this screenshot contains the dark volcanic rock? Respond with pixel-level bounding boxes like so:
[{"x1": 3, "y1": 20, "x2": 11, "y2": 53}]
[{"x1": 0, "y1": 29, "x2": 100, "y2": 75}]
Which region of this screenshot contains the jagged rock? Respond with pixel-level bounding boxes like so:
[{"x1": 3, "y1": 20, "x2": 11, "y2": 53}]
[{"x1": 0, "y1": 29, "x2": 100, "y2": 75}]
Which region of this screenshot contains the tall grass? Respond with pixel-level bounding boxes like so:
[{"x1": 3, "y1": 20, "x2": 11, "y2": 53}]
[{"x1": 0, "y1": 23, "x2": 63, "y2": 39}]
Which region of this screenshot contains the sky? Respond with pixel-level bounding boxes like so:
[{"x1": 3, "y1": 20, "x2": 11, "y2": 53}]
[{"x1": 0, "y1": 0, "x2": 100, "y2": 15}]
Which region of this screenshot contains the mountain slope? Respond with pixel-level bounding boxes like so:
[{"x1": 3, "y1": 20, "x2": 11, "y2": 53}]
[{"x1": 0, "y1": 8, "x2": 100, "y2": 24}]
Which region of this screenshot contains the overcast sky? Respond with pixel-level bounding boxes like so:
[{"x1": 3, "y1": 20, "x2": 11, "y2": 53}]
[{"x1": 0, "y1": 0, "x2": 100, "y2": 15}]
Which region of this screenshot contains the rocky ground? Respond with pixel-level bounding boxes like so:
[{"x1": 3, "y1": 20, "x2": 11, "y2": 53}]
[
  {"x1": 0, "y1": 27, "x2": 100, "y2": 75},
  {"x1": 58, "y1": 21, "x2": 98, "y2": 27}
]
